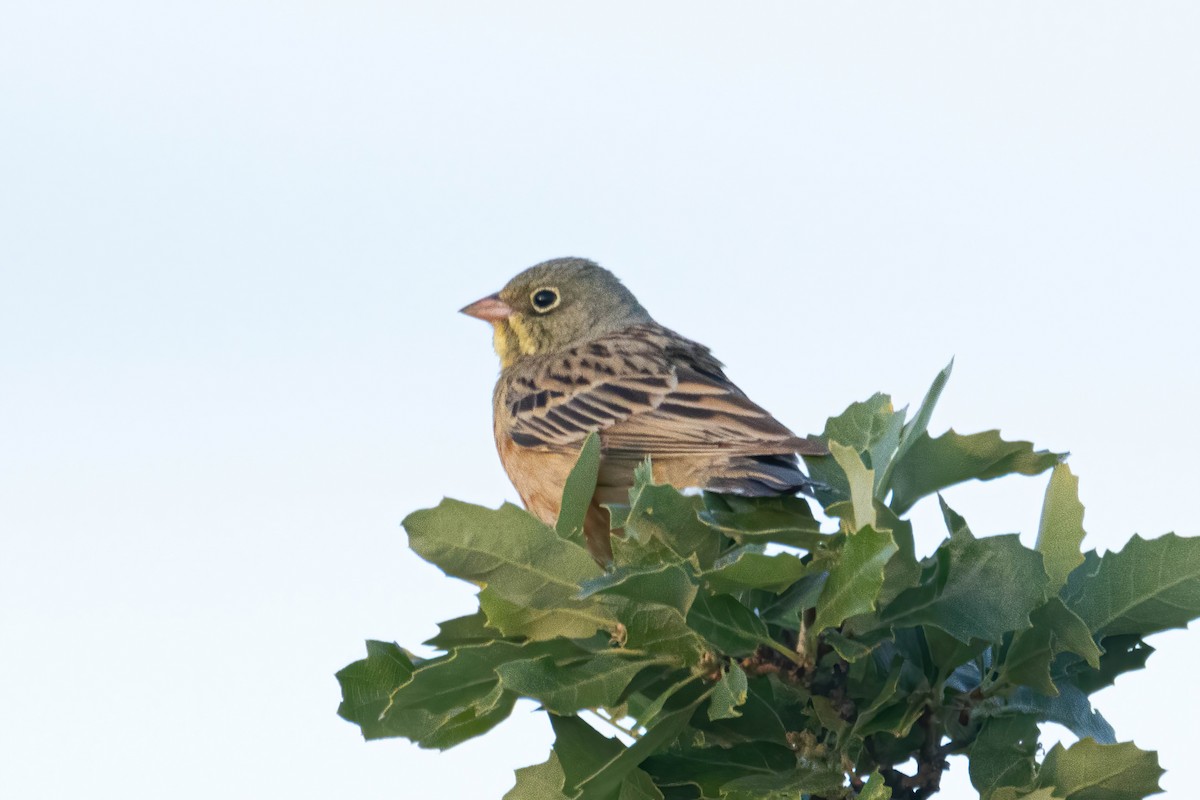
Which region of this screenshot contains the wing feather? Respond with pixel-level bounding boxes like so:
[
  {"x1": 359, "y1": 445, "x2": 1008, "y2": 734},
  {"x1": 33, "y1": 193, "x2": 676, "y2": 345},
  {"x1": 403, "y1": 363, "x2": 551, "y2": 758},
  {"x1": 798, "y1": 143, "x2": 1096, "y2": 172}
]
[{"x1": 501, "y1": 324, "x2": 825, "y2": 458}]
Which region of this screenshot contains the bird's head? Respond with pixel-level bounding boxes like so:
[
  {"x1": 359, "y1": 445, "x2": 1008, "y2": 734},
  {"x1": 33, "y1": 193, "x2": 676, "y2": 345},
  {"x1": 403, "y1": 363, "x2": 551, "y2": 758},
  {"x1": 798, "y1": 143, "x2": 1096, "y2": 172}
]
[{"x1": 461, "y1": 257, "x2": 652, "y2": 368}]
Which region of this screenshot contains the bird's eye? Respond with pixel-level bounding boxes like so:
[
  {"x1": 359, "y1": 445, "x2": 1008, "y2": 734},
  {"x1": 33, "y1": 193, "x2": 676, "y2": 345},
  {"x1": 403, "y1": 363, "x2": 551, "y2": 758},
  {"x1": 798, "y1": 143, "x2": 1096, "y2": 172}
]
[{"x1": 531, "y1": 287, "x2": 560, "y2": 312}]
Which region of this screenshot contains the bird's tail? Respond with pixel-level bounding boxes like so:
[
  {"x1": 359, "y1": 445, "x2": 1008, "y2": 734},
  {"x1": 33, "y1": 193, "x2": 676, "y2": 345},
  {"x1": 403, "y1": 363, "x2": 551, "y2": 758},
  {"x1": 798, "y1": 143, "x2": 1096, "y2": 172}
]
[{"x1": 704, "y1": 453, "x2": 824, "y2": 497}]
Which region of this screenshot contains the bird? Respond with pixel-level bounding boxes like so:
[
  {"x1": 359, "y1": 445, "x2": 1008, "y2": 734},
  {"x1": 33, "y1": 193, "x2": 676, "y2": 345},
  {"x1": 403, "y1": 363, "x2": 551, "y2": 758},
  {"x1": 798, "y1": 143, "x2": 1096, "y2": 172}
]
[{"x1": 460, "y1": 257, "x2": 826, "y2": 565}]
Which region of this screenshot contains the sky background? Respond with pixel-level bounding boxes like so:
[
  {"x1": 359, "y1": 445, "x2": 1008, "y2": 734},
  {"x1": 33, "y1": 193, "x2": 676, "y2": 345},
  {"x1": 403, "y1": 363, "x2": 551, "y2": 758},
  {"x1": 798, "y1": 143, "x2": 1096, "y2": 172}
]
[{"x1": 2, "y1": 2, "x2": 1198, "y2": 797}]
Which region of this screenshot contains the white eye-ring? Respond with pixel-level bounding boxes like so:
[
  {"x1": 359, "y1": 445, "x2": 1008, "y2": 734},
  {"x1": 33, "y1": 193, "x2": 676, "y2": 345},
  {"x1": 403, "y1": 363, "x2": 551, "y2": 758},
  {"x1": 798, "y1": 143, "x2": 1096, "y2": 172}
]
[{"x1": 530, "y1": 287, "x2": 561, "y2": 313}]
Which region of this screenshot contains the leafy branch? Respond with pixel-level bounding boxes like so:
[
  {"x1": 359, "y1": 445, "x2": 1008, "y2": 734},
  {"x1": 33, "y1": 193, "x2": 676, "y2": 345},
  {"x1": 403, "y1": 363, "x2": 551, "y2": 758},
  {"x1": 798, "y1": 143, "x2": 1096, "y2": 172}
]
[{"x1": 338, "y1": 363, "x2": 1195, "y2": 799}]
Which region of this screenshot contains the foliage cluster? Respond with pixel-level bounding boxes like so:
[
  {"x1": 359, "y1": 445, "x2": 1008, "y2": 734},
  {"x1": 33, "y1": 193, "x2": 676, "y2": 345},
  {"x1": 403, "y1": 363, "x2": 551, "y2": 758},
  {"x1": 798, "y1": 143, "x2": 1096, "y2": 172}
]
[{"x1": 338, "y1": 364, "x2": 1199, "y2": 799}]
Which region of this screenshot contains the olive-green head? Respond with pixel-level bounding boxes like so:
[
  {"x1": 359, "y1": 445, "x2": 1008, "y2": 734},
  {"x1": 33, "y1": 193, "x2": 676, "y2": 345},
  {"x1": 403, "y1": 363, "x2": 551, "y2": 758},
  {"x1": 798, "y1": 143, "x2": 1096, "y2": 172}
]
[{"x1": 461, "y1": 257, "x2": 652, "y2": 367}]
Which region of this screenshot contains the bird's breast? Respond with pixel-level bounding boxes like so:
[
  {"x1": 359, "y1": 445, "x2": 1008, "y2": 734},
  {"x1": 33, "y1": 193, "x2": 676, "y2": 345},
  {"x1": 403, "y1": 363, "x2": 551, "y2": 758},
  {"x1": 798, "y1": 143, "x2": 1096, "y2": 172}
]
[{"x1": 494, "y1": 417, "x2": 576, "y2": 526}]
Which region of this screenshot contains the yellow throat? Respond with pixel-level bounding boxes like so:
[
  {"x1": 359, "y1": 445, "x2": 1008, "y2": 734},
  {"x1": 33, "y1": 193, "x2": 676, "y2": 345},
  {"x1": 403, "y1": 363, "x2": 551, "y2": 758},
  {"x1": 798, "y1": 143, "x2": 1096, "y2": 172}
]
[{"x1": 492, "y1": 316, "x2": 539, "y2": 369}]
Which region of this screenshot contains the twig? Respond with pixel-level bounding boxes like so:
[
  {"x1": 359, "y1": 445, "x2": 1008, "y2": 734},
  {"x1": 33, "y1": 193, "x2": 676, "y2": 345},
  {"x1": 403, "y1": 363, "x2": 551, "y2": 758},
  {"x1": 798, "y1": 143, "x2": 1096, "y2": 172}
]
[
  {"x1": 873, "y1": 707, "x2": 949, "y2": 800},
  {"x1": 588, "y1": 709, "x2": 643, "y2": 740}
]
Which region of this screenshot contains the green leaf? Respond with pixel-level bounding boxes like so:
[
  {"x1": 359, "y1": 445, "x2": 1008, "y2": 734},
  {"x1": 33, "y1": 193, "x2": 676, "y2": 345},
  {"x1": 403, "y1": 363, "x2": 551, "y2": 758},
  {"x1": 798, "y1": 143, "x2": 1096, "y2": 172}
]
[
  {"x1": 641, "y1": 742, "x2": 799, "y2": 797},
  {"x1": 424, "y1": 687, "x2": 518, "y2": 749},
  {"x1": 830, "y1": 442, "x2": 877, "y2": 530},
  {"x1": 558, "y1": 433, "x2": 602, "y2": 544},
  {"x1": 811, "y1": 694, "x2": 856, "y2": 741},
  {"x1": 937, "y1": 494, "x2": 972, "y2": 538},
  {"x1": 687, "y1": 593, "x2": 778, "y2": 658},
  {"x1": 759, "y1": 570, "x2": 828, "y2": 628},
  {"x1": 880, "y1": 532, "x2": 1050, "y2": 643},
  {"x1": 607, "y1": 503, "x2": 631, "y2": 531},
  {"x1": 619, "y1": 769, "x2": 665, "y2": 800},
  {"x1": 807, "y1": 391, "x2": 907, "y2": 504},
  {"x1": 944, "y1": 659, "x2": 984, "y2": 694},
  {"x1": 552, "y1": 715, "x2": 625, "y2": 798},
  {"x1": 823, "y1": 392, "x2": 903, "y2": 460},
  {"x1": 476, "y1": 588, "x2": 608, "y2": 642},
  {"x1": 969, "y1": 714, "x2": 1040, "y2": 798},
  {"x1": 1066, "y1": 634, "x2": 1154, "y2": 695},
  {"x1": 859, "y1": 705, "x2": 921, "y2": 743},
  {"x1": 1036, "y1": 464, "x2": 1087, "y2": 591},
  {"x1": 550, "y1": 715, "x2": 671, "y2": 800},
  {"x1": 699, "y1": 674, "x2": 803, "y2": 746},
  {"x1": 849, "y1": 642, "x2": 929, "y2": 743},
  {"x1": 707, "y1": 663, "x2": 749, "y2": 720},
  {"x1": 875, "y1": 502, "x2": 921, "y2": 607},
  {"x1": 717, "y1": 765, "x2": 845, "y2": 799},
  {"x1": 620, "y1": 604, "x2": 708, "y2": 667},
  {"x1": 924, "y1": 626, "x2": 989, "y2": 683},
  {"x1": 698, "y1": 493, "x2": 829, "y2": 551},
  {"x1": 824, "y1": 628, "x2": 891, "y2": 662},
  {"x1": 1035, "y1": 739, "x2": 1163, "y2": 800},
  {"x1": 631, "y1": 672, "x2": 703, "y2": 729},
  {"x1": 877, "y1": 360, "x2": 954, "y2": 496},
  {"x1": 888, "y1": 429, "x2": 1063, "y2": 514},
  {"x1": 497, "y1": 654, "x2": 655, "y2": 715},
  {"x1": 405, "y1": 500, "x2": 617, "y2": 640},
  {"x1": 859, "y1": 771, "x2": 893, "y2": 800},
  {"x1": 1063, "y1": 532, "x2": 1200, "y2": 637},
  {"x1": 1004, "y1": 627, "x2": 1064, "y2": 696},
  {"x1": 423, "y1": 610, "x2": 502, "y2": 651},
  {"x1": 702, "y1": 546, "x2": 809, "y2": 594},
  {"x1": 336, "y1": 641, "x2": 418, "y2": 740},
  {"x1": 1005, "y1": 684, "x2": 1115, "y2": 743},
  {"x1": 369, "y1": 641, "x2": 537, "y2": 748},
  {"x1": 848, "y1": 659, "x2": 902, "y2": 737},
  {"x1": 504, "y1": 752, "x2": 570, "y2": 800},
  {"x1": 581, "y1": 561, "x2": 700, "y2": 616},
  {"x1": 1039, "y1": 599, "x2": 1104, "y2": 669},
  {"x1": 555, "y1": 700, "x2": 702, "y2": 800},
  {"x1": 617, "y1": 462, "x2": 722, "y2": 568},
  {"x1": 1002, "y1": 598, "x2": 1101, "y2": 695},
  {"x1": 990, "y1": 789, "x2": 1059, "y2": 800},
  {"x1": 900, "y1": 360, "x2": 954, "y2": 456},
  {"x1": 813, "y1": 526, "x2": 898, "y2": 634}
]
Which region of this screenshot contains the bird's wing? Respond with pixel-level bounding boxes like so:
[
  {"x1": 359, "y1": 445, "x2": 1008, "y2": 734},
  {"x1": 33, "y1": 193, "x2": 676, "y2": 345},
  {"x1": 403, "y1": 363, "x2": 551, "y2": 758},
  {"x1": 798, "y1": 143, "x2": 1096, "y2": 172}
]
[
  {"x1": 503, "y1": 325, "x2": 826, "y2": 457},
  {"x1": 601, "y1": 364, "x2": 825, "y2": 457},
  {"x1": 501, "y1": 332, "x2": 679, "y2": 450}
]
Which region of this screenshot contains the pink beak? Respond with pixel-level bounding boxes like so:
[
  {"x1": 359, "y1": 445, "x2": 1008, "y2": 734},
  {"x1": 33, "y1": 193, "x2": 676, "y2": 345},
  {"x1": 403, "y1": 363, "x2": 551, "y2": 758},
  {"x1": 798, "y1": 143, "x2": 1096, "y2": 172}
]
[{"x1": 459, "y1": 292, "x2": 514, "y2": 322}]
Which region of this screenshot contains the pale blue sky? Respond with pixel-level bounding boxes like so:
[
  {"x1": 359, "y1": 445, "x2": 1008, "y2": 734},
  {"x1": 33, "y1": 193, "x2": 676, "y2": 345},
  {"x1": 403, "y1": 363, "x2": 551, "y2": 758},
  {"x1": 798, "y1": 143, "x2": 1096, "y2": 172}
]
[{"x1": 2, "y1": 2, "x2": 1198, "y2": 798}]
